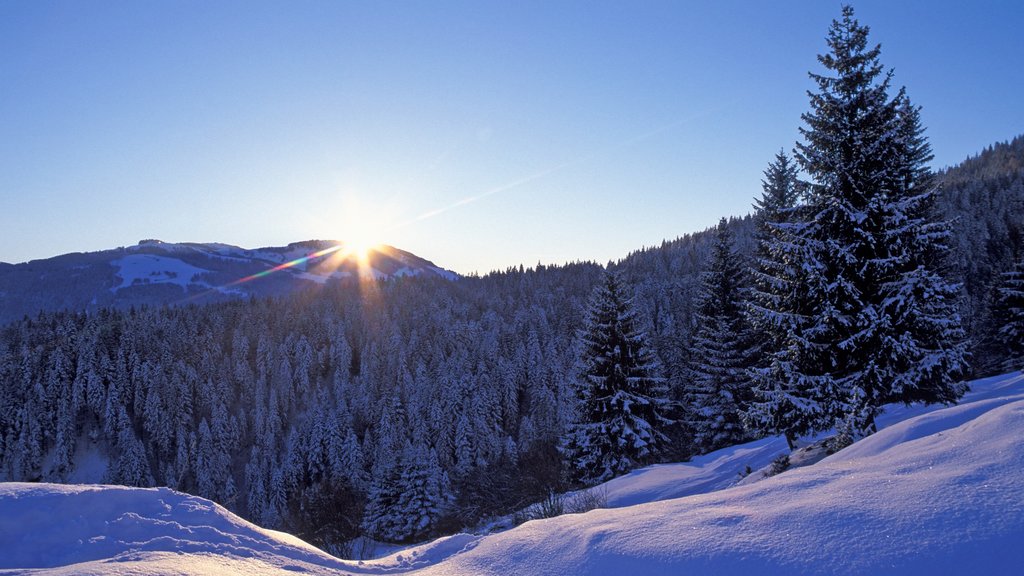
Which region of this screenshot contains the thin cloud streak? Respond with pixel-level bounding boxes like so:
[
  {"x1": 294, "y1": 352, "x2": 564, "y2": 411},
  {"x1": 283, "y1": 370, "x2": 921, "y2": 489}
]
[{"x1": 391, "y1": 102, "x2": 735, "y2": 231}]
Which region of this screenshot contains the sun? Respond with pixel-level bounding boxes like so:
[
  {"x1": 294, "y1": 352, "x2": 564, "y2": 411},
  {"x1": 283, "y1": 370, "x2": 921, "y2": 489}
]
[
  {"x1": 338, "y1": 217, "x2": 388, "y2": 277},
  {"x1": 318, "y1": 193, "x2": 398, "y2": 277},
  {"x1": 346, "y1": 233, "x2": 379, "y2": 266}
]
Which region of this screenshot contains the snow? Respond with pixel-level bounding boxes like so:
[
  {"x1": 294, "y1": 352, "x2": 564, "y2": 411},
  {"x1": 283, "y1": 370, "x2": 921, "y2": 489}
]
[
  {"x1": 65, "y1": 439, "x2": 108, "y2": 484},
  {"x1": 0, "y1": 484, "x2": 354, "y2": 574},
  {"x1": 295, "y1": 270, "x2": 352, "y2": 284},
  {"x1": 598, "y1": 436, "x2": 788, "y2": 507},
  {"x1": 110, "y1": 255, "x2": 211, "y2": 291},
  {"x1": 2, "y1": 372, "x2": 1023, "y2": 575},
  {"x1": 427, "y1": 267, "x2": 459, "y2": 281}
]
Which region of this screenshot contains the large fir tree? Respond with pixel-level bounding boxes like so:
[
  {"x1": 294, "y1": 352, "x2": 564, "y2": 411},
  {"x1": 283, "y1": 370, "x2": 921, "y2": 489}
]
[
  {"x1": 564, "y1": 271, "x2": 670, "y2": 483},
  {"x1": 687, "y1": 218, "x2": 755, "y2": 452},
  {"x1": 751, "y1": 6, "x2": 967, "y2": 442}
]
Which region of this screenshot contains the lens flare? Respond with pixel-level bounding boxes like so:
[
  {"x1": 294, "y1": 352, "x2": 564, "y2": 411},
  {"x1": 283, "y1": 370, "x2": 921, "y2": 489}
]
[{"x1": 225, "y1": 244, "x2": 346, "y2": 287}]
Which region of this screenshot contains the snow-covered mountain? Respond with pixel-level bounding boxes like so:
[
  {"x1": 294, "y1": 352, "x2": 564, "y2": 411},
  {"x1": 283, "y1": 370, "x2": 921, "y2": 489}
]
[
  {"x1": 3, "y1": 371, "x2": 1021, "y2": 575},
  {"x1": 0, "y1": 239, "x2": 456, "y2": 324}
]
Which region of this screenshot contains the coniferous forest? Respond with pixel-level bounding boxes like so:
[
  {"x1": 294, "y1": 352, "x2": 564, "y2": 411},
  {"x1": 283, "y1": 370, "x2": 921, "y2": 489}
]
[{"x1": 1, "y1": 6, "x2": 1023, "y2": 555}]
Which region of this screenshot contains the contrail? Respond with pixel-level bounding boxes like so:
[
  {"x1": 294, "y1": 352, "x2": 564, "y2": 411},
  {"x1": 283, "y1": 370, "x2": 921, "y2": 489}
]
[
  {"x1": 391, "y1": 159, "x2": 577, "y2": 229},
  {"x1": 391, "y1": 102, "x2": 733, "y2": 230}
]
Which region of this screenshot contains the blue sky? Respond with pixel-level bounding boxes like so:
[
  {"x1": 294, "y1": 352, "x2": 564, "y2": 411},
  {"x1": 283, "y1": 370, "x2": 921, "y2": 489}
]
[{"x1": 2, "y1": 1, "x2": 1022, "y2": 274}]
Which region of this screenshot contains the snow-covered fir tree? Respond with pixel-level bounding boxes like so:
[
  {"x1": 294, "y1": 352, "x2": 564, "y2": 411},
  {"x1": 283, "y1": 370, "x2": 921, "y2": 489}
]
[
  {"x1": 992, "y1": 257, "x2": 1024, "y2": 372},
  {"x1": 868, "y1": 95, "x2": 968, "y2": 411},
  {"x1": 746, "y1": 187, "x2": 825, "y2": 447},
  {"x1": 362, "y1": 438, "x2": 449, "y2": 544},
  {"x1": 745, "y1": 151, "x2": 818, "y2": 450},
  {"x1": 111, "y1": 407, "x2": 153, "y2": 487},
  {"x1": 390, "y1": 440, "x2": 449, "y2": 543},
  {"x1": 750, "y1": 6, "x2": 968, "y2": 442},
  {"x1": 686, "y1": 218, "x2": 756, "y2": 452},
  {"x1": 361, "y1": 455, "x2": 404, "y2": 542},
  {"x1": 564, "y1": 271, "x2": 671, "y2": 484},
  {"x1": 748, "y1": 150, "x2": 801, "y2": 358}
]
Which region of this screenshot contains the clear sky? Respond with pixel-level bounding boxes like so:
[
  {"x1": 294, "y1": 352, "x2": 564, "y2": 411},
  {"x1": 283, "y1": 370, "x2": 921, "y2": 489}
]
[{"x1": 2, "y1": 1, "x2": 1023, "y2": 274}]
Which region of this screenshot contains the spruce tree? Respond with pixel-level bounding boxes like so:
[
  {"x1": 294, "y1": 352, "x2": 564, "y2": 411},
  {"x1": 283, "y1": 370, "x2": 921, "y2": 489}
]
[
  {"x1": 868, "y1": 96, "x2": 968, "y2": 411},
  {"x1": 746, "y1": 152, "x2": 818, "y2": 450},
  {"x1": 992, "y1": 257, "x2": 1024, "y2": 372},
  {"x1": 687, "y1": 218, "x2": 755, "y2": 452},
  {"x1": 391, "y1": 441, "x2": 447, "y2": 542},
  {"x1": 361, "y1": 439, "x2": 448, "y2": 544},
  {"x1": 361, "y1": 456, "x2": 403, "y2": 542},
  {"x1": 564, "y1": 271, "x2": 670, "y2": 483},
  {"x1": 790, "y1": 5, "x2": 904, "y2": 436},
  {"x1": 753, "y1": 6, "x2": 968, "y2": 443},
  {"x1": 749, "y1": 150, "x2": 802, "y2": 346}
]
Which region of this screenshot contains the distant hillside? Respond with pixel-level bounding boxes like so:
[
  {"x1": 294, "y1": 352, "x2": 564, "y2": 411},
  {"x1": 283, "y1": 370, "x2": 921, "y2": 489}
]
[
  {"x1": 0, "y1": 240, "x2": 456, "y2": 324},
  {"x1": 936, "y1": 135, "x2": 1024, "y2": 371}
]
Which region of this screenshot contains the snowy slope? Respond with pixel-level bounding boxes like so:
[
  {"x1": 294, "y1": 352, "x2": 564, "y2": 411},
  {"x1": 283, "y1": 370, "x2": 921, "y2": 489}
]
[
  {"x1": 0, "y1": 484, "x2": 351, "y2": 573},
  {"x1": 110, "y1": 254, "x2": 213, "y2": 291},
  {"x1": 597, "y1": 436, "x2": 788, "y2": 508},
  {"x1": 2, "y1": 372, "x2": 1022, "y2": 575}
]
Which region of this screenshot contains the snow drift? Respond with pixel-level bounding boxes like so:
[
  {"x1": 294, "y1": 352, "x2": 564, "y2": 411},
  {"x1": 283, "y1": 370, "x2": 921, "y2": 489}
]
[{"x1": 2, "y1": 372, "x2": 1022, "y2": 575}]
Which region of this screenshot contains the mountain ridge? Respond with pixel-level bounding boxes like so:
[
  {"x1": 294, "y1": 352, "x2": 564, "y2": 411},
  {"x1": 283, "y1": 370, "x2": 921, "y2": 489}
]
[{"x1": 0, "y1": 239, "x2": 456, "y2": 324}]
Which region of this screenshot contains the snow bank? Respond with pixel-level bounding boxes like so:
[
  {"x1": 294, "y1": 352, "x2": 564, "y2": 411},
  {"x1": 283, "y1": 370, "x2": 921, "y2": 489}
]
[
  {"x1": 0, "y1": 484, "x2": 353, "y2": 574},
  {"x1": 417, "y1": 378, "x2": 1024, "y2": 575},
  {"x1": 599, "y1": 435, "x2": 788, "y2": 507},
  {"x1": 2, "y1": 372, "x2": 1022, "y2": 575}
]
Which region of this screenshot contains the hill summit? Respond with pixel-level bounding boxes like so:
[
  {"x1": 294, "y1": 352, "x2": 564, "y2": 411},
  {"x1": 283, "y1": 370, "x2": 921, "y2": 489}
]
[{"x1": 0, "y1": 240, "x2": 455, "y2": 323}]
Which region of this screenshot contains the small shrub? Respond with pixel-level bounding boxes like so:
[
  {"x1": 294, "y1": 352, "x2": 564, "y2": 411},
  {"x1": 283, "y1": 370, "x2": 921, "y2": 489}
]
[
  {"x1": 512, "y1": 490, "x2": 563, "y2": 525},
  {"x1": 737, "y1": 465, "x2": 753, "y2": 480},
  {"x1": 827, "y1": 423, "x2": 855, "y2": 454},
  {"x1": 765, "y1": 454, "x2": 790, "y2": 477},
  {"x1": 565, "y1": 486, "x2": 608, "y2": 514},
  {"x1": 535, "y1": 490, "x2": 565, "y2": 518}
]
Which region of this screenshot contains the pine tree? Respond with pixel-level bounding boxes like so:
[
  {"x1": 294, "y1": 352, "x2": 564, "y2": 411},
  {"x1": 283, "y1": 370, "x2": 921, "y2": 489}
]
[
  {"x1": 391, "y1": 441, "x2": 447, "y2": 542},
  {"x1": 868, "y1": 96, "x2": 968, "y2": 411},
  {"x1": 992, "y1": 257, "x2": 1024, "y2": 372},
  {"x1": 746, "y1": 151, "x2": 814, "y2": 450},
  {"x1": 749, "y1": 150, "x2": 802, "y2": 356},
  {"x1": 564, "y1": 271, "x2": 670, "y2": 483},
  {"x1": 361, "y1": 436, "x2": 449, "y2": 544},
  {"x1": 112, "y1": 407, "x2": 153, "y2": 487},
  {"x1": 687, "y1": 218, "x2": 755, "y2": 451},
  {"x1": 753, "y1": 6, "x2": 968, "y2": 441}
]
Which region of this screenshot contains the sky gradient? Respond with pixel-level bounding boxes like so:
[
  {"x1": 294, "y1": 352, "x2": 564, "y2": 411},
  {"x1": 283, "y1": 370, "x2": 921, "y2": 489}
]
[{"x1": 2, "y1": 1, "x2": 1023, "y2": 274}]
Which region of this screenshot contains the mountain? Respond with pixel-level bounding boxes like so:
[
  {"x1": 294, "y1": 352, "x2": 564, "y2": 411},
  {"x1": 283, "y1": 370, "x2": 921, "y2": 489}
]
[
  {"x1": 0, "y1": 239, "x2": 456, "y2": 324},
  {"x1": 3, "y1": 370, "x2": 1021, "y2": 575}
]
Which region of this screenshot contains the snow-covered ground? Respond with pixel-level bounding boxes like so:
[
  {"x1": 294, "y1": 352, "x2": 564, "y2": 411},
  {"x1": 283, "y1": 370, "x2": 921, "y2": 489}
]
[
  {"x1": 2, "y1": 372, "x2": 1022, "y2": 575},
  {"x1": 110, "y1": 254, "x2": 212, "y2": 291}
]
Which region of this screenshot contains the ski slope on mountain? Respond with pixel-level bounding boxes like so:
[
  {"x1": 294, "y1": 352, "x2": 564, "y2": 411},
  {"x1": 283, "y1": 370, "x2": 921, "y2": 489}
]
[{"x1": 2, "y1": 372, "x2": 1022, "y2": 575}]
